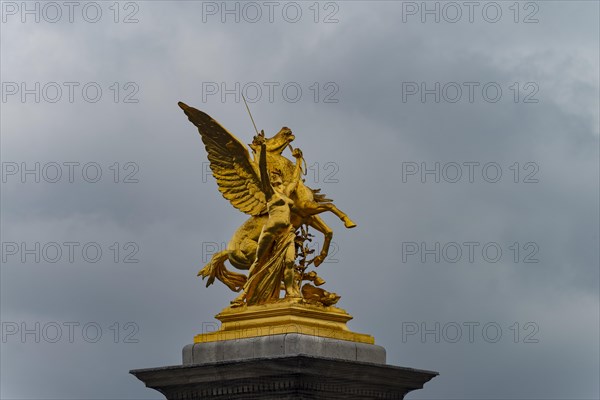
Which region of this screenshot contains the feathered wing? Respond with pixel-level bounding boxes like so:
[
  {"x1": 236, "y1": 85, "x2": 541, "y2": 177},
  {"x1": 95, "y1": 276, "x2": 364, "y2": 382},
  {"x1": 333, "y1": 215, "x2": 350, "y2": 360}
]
[{"x1": 178, "y1": 102, "x2": 267, "y2": 216}]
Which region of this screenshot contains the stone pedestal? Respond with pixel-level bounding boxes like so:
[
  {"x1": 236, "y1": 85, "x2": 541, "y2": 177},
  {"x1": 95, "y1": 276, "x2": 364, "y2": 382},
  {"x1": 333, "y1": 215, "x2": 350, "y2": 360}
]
[
  {"x1": 131, "y1": 334, "x2": 438, "y2": 399},
  {"x1": 182, "y1": 333, "x2": 386, "y2": 365},
  {"x1": 131, "y1": 302, "x2": 438, "y2": 399}
]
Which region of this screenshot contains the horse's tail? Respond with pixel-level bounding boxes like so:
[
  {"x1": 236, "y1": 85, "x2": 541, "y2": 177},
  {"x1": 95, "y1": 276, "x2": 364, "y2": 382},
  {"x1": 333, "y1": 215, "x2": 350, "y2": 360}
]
[
  {"x1": 198, "y1": 250, "x2": 247, "y2": 292},
  {"x1": 310, "y1": 188, "x2": 333, "y2": 204}
]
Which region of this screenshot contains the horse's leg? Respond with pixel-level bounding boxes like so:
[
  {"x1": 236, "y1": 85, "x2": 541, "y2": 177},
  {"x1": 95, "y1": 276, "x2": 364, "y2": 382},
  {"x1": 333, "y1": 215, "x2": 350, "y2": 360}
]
[
  {"x1": 227, "y1": 237, "x2": 257, "y2": 270},
  {"x1": 295, "y1": 184, "x2": 356, "y2": 228},
  {"x1": 300, "y1": 201, "x2": 357, "y2": 228},
  {"x1": 198, "y1": 250, "x2": 247, "y2": 292},
  {"x1": 306, "y1": 215, "x2": 333, "y2": 267},
  {"x1": 227, "y1": 215, "x2": 266, "y2": 270},
  {"x1": 198, "y1": 216, "x2": 265, "y2": 294}
]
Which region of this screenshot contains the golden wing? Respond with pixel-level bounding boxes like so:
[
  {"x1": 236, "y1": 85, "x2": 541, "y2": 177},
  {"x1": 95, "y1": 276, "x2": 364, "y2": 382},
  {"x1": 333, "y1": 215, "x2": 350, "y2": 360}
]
[{"x1": 178, "y1": 102, "x2": 267, "y2": 216}]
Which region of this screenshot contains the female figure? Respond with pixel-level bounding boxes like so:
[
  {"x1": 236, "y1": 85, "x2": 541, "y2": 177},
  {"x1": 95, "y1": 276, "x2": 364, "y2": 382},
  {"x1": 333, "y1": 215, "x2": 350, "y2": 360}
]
[{"x1": 231, "y1": 146, "x2": 304, "y2": 307}]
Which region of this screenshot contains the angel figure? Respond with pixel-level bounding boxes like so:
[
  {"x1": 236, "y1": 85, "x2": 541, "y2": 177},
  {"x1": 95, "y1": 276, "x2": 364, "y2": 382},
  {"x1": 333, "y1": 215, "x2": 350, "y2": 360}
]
[
  {"x1": 231, "y1": 141, "x2": 304, "y2": 307},
  {"x1": 177, "y1": 102, "x2": 356, "y2": 306}
]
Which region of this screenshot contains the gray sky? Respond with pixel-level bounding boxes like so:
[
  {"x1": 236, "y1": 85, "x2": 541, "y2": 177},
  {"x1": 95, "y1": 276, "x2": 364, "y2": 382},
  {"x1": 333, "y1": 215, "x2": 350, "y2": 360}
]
[{"x1": 1, "y1": 1, "x2": 598, "y2": 399}]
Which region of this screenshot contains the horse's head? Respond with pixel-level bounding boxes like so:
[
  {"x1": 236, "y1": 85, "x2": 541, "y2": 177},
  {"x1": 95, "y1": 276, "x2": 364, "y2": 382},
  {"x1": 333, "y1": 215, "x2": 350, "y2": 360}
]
[{"x1": 250, "y1": 127, "x2": 295, "y2": 154}]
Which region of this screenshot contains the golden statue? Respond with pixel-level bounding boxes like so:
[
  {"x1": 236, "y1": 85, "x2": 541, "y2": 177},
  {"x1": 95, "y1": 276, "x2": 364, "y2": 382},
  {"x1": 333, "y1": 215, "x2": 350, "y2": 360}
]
[{"x1": 179, "y1": 102, "x2": 373, "y2": 344}]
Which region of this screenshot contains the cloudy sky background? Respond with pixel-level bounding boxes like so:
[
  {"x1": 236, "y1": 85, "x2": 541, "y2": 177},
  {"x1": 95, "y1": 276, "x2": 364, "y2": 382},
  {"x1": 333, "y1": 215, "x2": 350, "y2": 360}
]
[{"x1": 1, "y1": 1, "x2": 599, "y2": 399}]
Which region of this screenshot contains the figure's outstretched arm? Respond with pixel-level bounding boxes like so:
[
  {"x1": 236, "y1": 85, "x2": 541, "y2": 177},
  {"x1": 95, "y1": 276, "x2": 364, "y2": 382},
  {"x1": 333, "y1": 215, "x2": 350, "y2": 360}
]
[{"x1": 284, "y1": 149, "x2": 304, "y2": 197}]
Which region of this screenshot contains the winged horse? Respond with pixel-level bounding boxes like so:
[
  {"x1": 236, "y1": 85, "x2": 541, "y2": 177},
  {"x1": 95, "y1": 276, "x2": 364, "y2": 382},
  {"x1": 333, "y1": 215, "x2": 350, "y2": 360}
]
[{"x1": 178, "y1": 102, "x2": 356, "y2": 292}]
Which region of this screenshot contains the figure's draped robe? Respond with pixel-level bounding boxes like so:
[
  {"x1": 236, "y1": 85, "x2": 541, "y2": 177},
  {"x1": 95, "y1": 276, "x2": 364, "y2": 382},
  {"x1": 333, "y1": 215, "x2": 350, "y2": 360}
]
[{"x1": 244, "y1": 226, "x2": 295, "y2": 305}]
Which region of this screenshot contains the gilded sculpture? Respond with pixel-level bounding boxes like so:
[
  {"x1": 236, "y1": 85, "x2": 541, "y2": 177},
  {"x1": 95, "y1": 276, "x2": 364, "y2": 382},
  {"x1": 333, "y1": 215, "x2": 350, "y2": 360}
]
[{"x1": 178, "y1": 102, "x2": 356, "y2": 309}]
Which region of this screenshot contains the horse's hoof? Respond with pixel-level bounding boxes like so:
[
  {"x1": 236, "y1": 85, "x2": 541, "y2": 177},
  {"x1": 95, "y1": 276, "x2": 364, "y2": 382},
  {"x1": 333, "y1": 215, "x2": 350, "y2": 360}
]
[{"x1": 344, "y1": 219, "x2": 357, "y2": 228}]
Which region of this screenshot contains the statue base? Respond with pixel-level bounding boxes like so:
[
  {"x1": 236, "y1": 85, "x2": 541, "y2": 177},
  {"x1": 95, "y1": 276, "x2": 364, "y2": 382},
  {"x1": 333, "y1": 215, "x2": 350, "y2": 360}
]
[
  {"x1": 131, "y1": 335, "x2": 438, "y2": 399},
  {"x1": 184, "y1": 333, "x2": 386, "y2": 364},
  {"x1": 130, "y1": 301, "x2": 438, "y2": 398},
  {"x1": 194, "y1": 298, "x2": 374, "y2": 344}
]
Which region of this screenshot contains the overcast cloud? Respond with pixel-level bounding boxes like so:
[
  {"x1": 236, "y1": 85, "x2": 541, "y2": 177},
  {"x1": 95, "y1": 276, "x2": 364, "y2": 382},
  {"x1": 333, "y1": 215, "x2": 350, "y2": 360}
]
[{"x1": 1, "y1": 1, "x2": 599, "y2": 399}]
